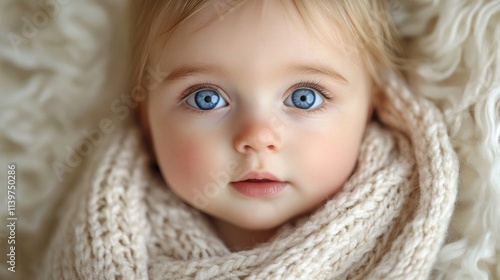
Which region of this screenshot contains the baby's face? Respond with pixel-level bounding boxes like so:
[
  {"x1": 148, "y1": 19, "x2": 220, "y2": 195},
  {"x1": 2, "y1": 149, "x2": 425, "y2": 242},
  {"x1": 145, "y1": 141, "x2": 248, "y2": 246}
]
[{"x1": 146, "y1": 1, "x2": 373, "y2": 230}]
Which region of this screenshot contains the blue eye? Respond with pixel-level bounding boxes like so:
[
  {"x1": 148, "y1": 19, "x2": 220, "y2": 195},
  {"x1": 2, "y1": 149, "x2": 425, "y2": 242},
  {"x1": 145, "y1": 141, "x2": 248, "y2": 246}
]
[
  {"x1": 284, "y1": 88, "x2": 324, "y2": 109},
  {"x1": 186, "y1": 89, "x2": 228, "y2": 110}
]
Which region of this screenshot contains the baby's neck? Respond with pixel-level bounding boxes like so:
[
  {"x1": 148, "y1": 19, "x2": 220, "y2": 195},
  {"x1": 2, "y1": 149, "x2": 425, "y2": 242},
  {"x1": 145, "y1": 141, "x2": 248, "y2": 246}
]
[{"x1": 210, "y1": 218, "x2": 278, "y2": 251}]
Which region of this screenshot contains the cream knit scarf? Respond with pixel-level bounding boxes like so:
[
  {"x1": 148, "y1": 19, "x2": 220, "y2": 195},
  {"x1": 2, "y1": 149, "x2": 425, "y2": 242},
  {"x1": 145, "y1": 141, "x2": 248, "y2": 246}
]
[{"x1": 42, "y1": 78, "x2": 458, "y2": 279}]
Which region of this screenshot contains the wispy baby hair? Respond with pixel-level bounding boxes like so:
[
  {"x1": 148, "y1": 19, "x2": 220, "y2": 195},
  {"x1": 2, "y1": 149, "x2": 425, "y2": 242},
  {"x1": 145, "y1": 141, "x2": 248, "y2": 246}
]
[{"x1": 129, "y1": 0, "x2": 406, "y2": 92}]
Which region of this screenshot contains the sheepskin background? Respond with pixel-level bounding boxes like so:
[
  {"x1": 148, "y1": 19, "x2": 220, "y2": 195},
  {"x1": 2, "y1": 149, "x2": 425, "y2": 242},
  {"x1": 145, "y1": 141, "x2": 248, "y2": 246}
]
[{"x1": 0, "y1": 0, "x2": 498, "y2": 279}]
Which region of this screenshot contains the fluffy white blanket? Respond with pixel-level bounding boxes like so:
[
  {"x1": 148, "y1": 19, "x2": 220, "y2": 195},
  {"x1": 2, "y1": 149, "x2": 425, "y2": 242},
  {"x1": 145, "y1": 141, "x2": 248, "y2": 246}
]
[{"x1": 0, "y1": 0, "x2": 498, "y2": 279}]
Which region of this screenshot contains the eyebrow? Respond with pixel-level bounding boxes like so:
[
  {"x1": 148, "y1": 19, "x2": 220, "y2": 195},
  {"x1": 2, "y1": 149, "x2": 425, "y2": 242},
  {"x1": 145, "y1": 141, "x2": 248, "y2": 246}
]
[
  {"x1": 161, "y1": 63, "x2": 349, "y2": 84},
  {"x1": 285, "y1": 64, "x2": 349, "y2": 84},
  {"x1": 162, "y1": 64, "x2": 226, "y2": 83}
]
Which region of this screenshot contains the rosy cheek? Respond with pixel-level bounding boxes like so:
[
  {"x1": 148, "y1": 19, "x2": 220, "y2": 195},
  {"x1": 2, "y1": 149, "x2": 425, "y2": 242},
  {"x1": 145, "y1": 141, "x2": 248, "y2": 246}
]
[
  {"x1": 299, "y1": 135, "x2": 359, "y2": 197},
  {"x1": 162, "y1": 136, "x2": 208, "y2": 184}
]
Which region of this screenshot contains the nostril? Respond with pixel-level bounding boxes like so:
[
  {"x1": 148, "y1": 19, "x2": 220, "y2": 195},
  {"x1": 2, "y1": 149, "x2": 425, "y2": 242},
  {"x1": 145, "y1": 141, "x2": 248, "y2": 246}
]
[
  {"x1": 241, "y1": 144, "x2": 253, "y2": 153},
  {"x1": 267, "y1": 144, "x2": 277, "y2": 151},
  {"x1": 239, "y1": 144, "x2": 275, "y2": 153}
]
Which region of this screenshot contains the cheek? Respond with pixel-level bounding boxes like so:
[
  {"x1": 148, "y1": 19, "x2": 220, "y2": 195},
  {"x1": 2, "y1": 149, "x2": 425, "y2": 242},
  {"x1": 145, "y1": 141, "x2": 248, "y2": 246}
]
[
  {"x1": 304, "y1": 140, "x2": 357, "y2": 183},
  {"x1": 160, "y1": 138, "x2": 206, "y2": 179},
  {"x1": 153, "y1": 126, "x2": 215, "y2": 194},
  {"x1": 294, "y1": 126, "x2": 363, "y2": 199}
]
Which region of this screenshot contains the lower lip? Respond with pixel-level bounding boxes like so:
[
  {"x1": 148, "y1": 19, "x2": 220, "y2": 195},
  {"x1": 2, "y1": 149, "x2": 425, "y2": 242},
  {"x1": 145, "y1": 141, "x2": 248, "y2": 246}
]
[{"x1": 230, "y1": 181, "x2": 287, "y2": 198}]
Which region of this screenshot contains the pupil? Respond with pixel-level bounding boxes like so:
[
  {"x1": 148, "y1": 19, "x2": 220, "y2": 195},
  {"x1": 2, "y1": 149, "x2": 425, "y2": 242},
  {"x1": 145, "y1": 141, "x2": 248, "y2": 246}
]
[
  {"x1": 204, "y1": 96, "x2": 212, "y2": 103},
  {"x1": 290, "y1": 89, "x2": 315, "y2": 109}
]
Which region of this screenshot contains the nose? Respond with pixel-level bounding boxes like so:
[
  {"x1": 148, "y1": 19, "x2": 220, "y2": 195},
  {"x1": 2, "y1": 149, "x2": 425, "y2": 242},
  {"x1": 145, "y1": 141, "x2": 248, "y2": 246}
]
[{"x1": 233, "y1": 121, "x2": 282, "y2": 154}]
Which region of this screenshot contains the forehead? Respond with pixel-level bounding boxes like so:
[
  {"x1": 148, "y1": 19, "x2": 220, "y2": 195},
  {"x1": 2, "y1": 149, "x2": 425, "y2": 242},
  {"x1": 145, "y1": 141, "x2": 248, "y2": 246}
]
[{"x1": 149, "y1": 0, "x2": 364, "y2": 81}]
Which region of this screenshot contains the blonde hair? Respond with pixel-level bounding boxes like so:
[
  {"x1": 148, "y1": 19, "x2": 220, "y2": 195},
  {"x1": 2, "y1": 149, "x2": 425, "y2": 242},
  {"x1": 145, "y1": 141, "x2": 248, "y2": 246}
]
[{"x1": 129, "y1": 0, "x2": 406, "y2": 94}]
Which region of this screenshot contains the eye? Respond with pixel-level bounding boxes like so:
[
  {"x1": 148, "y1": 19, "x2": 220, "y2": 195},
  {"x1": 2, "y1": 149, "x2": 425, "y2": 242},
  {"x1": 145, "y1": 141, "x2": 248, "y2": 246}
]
[
  {"x1": 186, "y1": 89, "x2": 228, "y2": 110},
  {"x1": 284, "y1": 88, "x2": 324, "y2": 109}
]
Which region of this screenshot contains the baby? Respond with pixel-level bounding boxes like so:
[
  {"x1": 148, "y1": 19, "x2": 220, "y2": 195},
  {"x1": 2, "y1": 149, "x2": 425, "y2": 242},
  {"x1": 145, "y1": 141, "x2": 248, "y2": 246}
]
[
  {"x1": 43, "y1": 0, "x2": 458, "y2": 279},
  {"x1": 131, "y1": 0, "x2": 401, "y2": 250}
]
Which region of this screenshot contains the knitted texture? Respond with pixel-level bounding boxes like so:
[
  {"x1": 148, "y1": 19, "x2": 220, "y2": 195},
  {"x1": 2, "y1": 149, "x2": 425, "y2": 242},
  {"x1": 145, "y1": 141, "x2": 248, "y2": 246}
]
[{"x1": 41, "y1": 76, "x2": 458, "y2": 279}]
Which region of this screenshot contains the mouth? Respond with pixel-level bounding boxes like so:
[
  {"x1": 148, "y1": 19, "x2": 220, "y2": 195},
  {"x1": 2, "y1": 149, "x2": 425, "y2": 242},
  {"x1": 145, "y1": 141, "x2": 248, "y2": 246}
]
[{"x1": 230, "y1": 172, "x2": 287, "y2": 198}]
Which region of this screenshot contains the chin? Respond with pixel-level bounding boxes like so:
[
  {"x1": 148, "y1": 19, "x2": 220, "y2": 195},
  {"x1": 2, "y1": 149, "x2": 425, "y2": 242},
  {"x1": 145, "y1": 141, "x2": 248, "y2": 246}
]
[
  {"x1": 224, "y1": 213, "x2": 292, "y2": 231},
  {"x1": 234, "y1": 220, "x2": 283, "y2": 231}
]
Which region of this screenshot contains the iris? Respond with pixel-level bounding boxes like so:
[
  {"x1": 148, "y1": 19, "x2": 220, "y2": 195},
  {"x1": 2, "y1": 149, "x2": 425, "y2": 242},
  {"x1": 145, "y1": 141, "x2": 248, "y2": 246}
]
[
  {"x1": 285, "y1": 88, "x2": 323, "y2": 109},
  {"x1": 187, "y1": 89, "x2": 227, "y2": 110}
]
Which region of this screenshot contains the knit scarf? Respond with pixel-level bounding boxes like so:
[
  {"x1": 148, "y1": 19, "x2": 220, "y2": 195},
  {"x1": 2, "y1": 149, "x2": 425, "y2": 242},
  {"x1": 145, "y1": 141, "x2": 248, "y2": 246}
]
[{"x1": 42, "y1": 77, "x2": 458, "y2": 279}]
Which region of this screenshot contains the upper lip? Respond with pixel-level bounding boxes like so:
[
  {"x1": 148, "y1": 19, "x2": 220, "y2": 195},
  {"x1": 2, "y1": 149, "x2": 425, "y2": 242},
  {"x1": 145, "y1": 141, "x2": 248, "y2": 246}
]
[{"x1": 233, "y1": 171, "x2": 283, "y2": 182}]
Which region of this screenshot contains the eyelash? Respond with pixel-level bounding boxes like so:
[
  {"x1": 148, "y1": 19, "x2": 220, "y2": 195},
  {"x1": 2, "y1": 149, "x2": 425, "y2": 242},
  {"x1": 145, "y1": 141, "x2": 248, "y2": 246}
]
[
  {"x1": 178, "y1": 83, "x2": 226, "y2": 115},
  {"x1": 178, "y1": 83, "x2": 224, "y2": 102},
  {"x1": 178, "y1": 80, "x2": 334, "y2": 114},
  {"x1": 293, "y1": 80, "x2": 333, "y2": 100},
  {"x1": 292, "y1": 80, "x2": 334, "y2": 115}
]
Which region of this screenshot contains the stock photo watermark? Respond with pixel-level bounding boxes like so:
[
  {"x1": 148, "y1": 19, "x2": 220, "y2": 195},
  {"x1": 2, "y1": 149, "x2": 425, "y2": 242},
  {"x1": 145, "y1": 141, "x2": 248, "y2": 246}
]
[
  {"x1": 191, "y1": 119, "x2": 286, "y2": 209},
  {"x1": 5, "y1": 164, "x2": 17, "y2": 273},
  {"x1": 7, "y1": 0, "x2": 71, "y2": 54},
  {"x1": 51, "y1": 64, "x2": 166, "y2": 182},
  {"x1": 192, "y1": 160, "x2": 241, "y2": 208}
]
